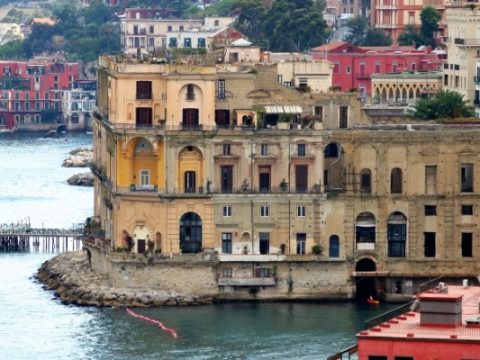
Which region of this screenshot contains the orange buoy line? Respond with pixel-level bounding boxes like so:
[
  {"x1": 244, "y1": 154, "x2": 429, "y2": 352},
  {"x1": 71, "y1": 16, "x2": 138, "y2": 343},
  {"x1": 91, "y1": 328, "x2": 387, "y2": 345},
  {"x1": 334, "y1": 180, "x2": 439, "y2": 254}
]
[{"x1": 126, "y1": 308, "x2": 179, "y2": 338}]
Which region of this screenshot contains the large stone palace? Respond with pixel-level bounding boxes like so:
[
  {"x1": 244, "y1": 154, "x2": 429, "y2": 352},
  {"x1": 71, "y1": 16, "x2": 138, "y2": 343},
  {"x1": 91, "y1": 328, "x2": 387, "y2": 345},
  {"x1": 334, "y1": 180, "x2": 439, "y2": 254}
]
[{"x1": 88, "y1": 55, "x2": 480, "y2": 302}]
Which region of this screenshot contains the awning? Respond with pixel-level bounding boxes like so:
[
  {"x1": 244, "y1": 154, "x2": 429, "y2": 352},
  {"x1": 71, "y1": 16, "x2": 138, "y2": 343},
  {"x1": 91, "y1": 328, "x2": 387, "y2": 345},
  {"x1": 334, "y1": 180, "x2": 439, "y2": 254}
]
[{"x1": 265, "y1": 105, "x2": 302, "y2": 114}]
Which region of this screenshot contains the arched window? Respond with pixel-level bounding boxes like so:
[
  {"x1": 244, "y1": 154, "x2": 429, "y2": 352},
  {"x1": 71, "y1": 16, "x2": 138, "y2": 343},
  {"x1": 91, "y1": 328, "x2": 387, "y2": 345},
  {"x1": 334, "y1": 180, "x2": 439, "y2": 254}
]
[
  {"x1": 329, "y1": 235, "x2": 340, "y2": 258},
  {"x1": 360, "y1": 168, "x2": 372, "y2": 193},
  {"x1": 391, "y1": 167, "x2": 403, "y2": 194},
  {"x1": 387, "y1": 212, "x2": 407, "y2": 257},
  {"x1": 355, "y1": 212, "x2": 376, "y2": 250},
  {"x1": 324, "y1": 143, "x2": 340, "y2": 158},
  {"x1": 179, "y1": 212, "x2": 202, "y2": 253}
]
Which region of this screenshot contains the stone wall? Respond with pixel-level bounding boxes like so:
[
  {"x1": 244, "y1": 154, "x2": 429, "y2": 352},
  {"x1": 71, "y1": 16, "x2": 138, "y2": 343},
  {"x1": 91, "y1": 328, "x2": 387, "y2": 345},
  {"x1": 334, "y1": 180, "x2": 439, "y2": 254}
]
[{"x1": 89, "y1": 245, "x2": 354, "y2": 301}]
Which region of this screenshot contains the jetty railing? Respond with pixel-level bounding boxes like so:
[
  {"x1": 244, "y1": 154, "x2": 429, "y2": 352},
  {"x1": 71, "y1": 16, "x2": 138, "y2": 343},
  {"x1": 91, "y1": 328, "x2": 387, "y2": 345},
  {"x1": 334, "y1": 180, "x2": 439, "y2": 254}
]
[{"x1": 0, "y1": 221, "x2": 84, "y2": 253}]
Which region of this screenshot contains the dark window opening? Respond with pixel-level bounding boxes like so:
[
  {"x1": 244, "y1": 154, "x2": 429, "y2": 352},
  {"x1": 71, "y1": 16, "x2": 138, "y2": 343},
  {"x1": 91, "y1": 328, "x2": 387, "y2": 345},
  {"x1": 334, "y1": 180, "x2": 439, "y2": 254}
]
[
  {"x1": 221, "y1": 165, "x2": 233, "y2": 193},
  {"x1": 259, "y1": 166, "x2": 271, "y2": 193},
  {"x1": 217, "y1": 79, "x2": 226, "y2": 99},
  {"x1": 296, "y1": 233, "x2": 306, "y2": 254},
  {"x1": 424, "y1": 232, "x2": 436, "y2": 257},
  {"x1": 462, "y1": 205, "x2": 473, "y2": 215},
  {"x1": 182, "y1": 108, "x2": 199, "y2": 129},
  {"x1": 186, "y1": 84, "x2": 195, "y2": 100},
  {"x1": 391, "y1": 168, "x2": 403, "y2": 194},
  {"x1": 222, "y1": 232, "x2": 232, "y2": 254},
  {"x1": 215, "y1": 109, "x2": 230, "y2": 127},
  {"x1": 461, "y1": 163, "x2": 473, "y2": 192},
  {"x1": 259, "y1": 232, "x2": 269, "y2": 254},
  {"x1": 136, "y1": 81, "x2": 152, "y2": 100},
  {"x1": 136, "y1": 107, "x2": 152, "y2": 126},
  {"x1": 179, "y1": 212, "x2": 202, "y2": 253},
  {"x1": 295, "y1": 165, "x2": 308, "y2": 193},
  {"x1": 297, "y1": 143, "x2": 306, "y2": 156},
  {"x1": 329, "y1": 235, "x2": 339, "y2": 257},
  {"x1": 339, "y1": 106, "x2": 348, "y2": 128},
  {"x1": 184, "y1": 171, "x2": 196, "y2": 193},
  {"x1": 462, "y1": 232, "x2": 473, "y2": 257},
  {"x1": 424, "y1": 205, "x2": 437, "y2": 216},
  {"x1": 361, "y1": 169, "x2": 371, "y2": 193}
]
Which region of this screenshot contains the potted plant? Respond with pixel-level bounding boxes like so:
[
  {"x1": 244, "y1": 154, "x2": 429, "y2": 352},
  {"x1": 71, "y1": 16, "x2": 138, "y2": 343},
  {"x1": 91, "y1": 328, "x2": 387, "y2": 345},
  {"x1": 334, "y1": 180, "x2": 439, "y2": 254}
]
[{"x1": 312, "y1": 244, "x2": 322, "y2": 255}]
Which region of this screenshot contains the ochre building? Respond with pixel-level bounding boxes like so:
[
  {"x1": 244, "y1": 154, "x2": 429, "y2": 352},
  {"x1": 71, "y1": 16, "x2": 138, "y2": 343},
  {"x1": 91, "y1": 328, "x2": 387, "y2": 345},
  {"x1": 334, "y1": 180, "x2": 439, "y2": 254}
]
[{"x1": 91, "y1": 55, "x2": 480, "y2": 302}]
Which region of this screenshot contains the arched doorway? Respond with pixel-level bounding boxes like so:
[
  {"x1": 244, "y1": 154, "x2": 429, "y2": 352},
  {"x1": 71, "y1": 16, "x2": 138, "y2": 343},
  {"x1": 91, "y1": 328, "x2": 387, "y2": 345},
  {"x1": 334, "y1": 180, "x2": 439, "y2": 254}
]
[
  {"x1": 323, "y1": 142, "x2": 344, "y2": 191},
  {"x1": 179, "y1": 212, "x2": 202, "y2": 253},
  {"x1": 355, "y1": 258, "x2": 378, "y2": 303}
]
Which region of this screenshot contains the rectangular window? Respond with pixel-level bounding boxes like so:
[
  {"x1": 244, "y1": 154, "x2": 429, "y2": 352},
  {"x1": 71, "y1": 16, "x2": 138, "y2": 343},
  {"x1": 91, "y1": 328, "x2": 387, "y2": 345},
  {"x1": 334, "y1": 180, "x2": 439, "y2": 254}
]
[
  {"x1": 314, "y1": 106, "x2": 323, "y2": 120},
  {"x1": 392, "y1": 63, "x2": 398, "y2": 73},
  {"x1": 461, "y1": 205, "x2": 473, "y2": 215},
  {"x1": 424, "y1": 205, "x2": 437, "y2": 216},
  {"x1": 297, "y1": 205, "x2": 306, "y2": 217},
  {"x1": 295, "y1": 165, "x2": 308, "y2": 193},
  {"x1": 222, "y1": 267, "x2": 232, "y2": 277},
  {"x1": 259, "y1": 232, "x2": 270, "y2": 254},
  {"x1": 260, "y1": 143, "x2": 268, "y2": 156},
  {"x1": 374, "y1": 63, "x2": 381, "y2": 73},
  {"x1": 277, "y1": 75, "x2": 282, "y2": 84},
  {"x1": 198, "y1": 38, "x2": 206, "y2": 48},
  {"x1": 186, "y1": 84, "x2": 195, "y2": 101},
  {"x1": 221, "y1": 165, "x2": 233, "y2": 193},
  {"x1": 260, "y1": 205, "x2": 270, "y2": 217},
  {"x1": 223, "y1": 205, "x2": 232, "y2": 217},
  {"x1": 149, "y1": 25, "x2": 154, "y2": 33},
  {"x1": 217, "y1": 79, "x2": 226, "y2": 99},
  {"x1": 424, "y1": 232, "x2": 436, "y2": 257},
  {"x1": 395, "y1": 357, "x2": 414, "y2": 360},
  {"x1": 140, "y1": 169, "x2": 150, "y2": 185},
  {"x1": 167, "y1": 25, "x2": 172, "y2": 32},
  {"x1": 297, "y1": 143, "x2": 306, "y2": 156},
  {"x1": 425, "y1": 165, "x2": 437, "y2": 195},
  {"x1": 346, "y1": 66, "x2": 351, "y2": 74},
  {"x1": 462, "y1": 232, "x2": 473, "y2": 257},
  {"x1": 296, "y1": 233, "x2": 306, "y2": 255},
  {"x1": 368, "y1": 357, "x2": 387, "y2": 360},
  {"x1": 169, "y1": 37, "x2": 177, "y2": 48},
  {"x1": 222, "y1": 143, "x2": 231, "y2": 155},
  {"x1": 259, "y1": 166, "x2": 271, "y2": 192},
  {"x1": 136, "y1": 81, "x2": 152, "y2": 100},
  {"x1": 255, "y1": 267, "x2": 272, "y2": 277},
  {"x1": 221, "y1": 233, "x2": 232, "y2": 254},
  {"x1": 461, "y1": 163, "x2": 474, "y2": 192},
  {"x1": 333, "y1": 63, "x2": 339, "y2": 74},
  {"x1": 339, "y1": 106, "x2": 348, "y2": 128},
  {"x1": 184, "y1": 38, "x2": 192, "y2": 48},
  {"x1": 25, "y1": 102, "x2": 30, "y2": 111}
]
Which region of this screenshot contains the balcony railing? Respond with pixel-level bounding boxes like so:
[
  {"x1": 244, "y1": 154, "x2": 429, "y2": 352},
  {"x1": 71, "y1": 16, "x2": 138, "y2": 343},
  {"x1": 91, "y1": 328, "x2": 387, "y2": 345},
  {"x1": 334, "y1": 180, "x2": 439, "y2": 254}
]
[
  {"x1": 454, "y1": 38, "x2": 480, "y2": 46},
  {"x1": 218, "y1": 277, "x2": 276, "y2": 286}
]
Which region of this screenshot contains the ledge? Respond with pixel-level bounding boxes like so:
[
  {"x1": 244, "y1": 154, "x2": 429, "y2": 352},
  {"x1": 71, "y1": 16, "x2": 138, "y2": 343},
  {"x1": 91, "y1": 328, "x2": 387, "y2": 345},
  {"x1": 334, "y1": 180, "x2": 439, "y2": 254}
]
[{"x1": 218, "y1": 277, "x2": 276, "y2": 286}]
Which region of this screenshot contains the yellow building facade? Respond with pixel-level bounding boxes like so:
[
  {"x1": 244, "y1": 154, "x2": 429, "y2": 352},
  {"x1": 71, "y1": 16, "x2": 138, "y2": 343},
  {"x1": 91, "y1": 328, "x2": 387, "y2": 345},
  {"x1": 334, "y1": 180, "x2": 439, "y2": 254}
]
[{"x1": 92, "y1": 55, "x2": 480, "y2": 301}]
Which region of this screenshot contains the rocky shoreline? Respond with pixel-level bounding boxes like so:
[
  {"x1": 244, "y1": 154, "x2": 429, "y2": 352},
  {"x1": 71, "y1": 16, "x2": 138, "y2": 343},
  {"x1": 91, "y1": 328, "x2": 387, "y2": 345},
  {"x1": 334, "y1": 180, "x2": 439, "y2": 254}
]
[{"x1": 35, "y1": 251, "x2": 215, "y2": 307}]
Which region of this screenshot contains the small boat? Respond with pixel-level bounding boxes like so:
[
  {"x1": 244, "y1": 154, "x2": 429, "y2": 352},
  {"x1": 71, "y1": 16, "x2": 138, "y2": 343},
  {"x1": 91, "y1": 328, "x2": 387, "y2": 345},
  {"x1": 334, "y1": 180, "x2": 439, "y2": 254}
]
[{"x1": 367, "y1": 297, "x2": 379, "y2": 305}]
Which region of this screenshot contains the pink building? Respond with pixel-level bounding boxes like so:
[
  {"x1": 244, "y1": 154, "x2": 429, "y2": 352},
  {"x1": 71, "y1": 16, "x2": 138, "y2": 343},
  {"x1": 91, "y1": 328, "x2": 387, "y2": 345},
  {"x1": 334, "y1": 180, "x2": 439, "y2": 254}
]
[
  {"x1": 0, "y1": 60, "x2": 80, "y2": 130},
  {"x1": 310, "y1": 41, "x2": 443, "y2": 97}
]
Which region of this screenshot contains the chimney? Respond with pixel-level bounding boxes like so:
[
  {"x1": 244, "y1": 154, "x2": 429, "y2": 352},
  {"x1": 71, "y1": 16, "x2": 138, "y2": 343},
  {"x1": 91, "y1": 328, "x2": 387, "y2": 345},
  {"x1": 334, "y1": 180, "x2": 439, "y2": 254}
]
[{"x1": 419, "y1": 283, "x2": 462, "y2": 327}]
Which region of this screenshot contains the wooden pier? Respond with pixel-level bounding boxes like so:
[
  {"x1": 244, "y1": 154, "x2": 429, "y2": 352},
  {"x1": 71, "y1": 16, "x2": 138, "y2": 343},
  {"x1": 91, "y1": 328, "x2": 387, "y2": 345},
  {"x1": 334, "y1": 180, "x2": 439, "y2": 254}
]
[{"x1": 0, "y1": 223, "x2": 84, "y2": 253}]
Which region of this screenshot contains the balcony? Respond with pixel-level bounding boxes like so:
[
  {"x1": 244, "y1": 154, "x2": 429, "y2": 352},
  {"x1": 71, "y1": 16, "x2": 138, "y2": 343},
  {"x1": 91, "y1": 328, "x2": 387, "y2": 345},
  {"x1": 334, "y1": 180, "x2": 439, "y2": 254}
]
[
  {"x1": 376, "y1": 23, "x2": 398, "y2": 29},
  {"x1": 454, "y1": 38, "x2": 480, "y2": 46},
  {"x1": 218, "y1": 277, "x2": 276, "y2": 286},
  {"x1": 218, "y1": 254, "x2": 286, "y2": 262}
]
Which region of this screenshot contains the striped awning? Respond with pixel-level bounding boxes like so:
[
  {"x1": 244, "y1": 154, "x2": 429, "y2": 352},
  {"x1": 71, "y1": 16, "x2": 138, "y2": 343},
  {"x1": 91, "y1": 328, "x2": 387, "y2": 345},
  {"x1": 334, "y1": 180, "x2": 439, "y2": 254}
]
[{"x1": 265, "y1": 105, "x2": 302, "y2": 114}]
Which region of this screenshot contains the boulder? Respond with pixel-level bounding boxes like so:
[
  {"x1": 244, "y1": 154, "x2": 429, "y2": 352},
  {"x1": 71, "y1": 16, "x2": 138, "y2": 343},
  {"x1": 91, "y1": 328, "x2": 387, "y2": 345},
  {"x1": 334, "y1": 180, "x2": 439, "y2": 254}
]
[
  {"x1": 63, "y1": 148, "x2": 93, "y2": 167},
  {"x1": 67, "y1": 172, "x2": 94, "y2": 186}
]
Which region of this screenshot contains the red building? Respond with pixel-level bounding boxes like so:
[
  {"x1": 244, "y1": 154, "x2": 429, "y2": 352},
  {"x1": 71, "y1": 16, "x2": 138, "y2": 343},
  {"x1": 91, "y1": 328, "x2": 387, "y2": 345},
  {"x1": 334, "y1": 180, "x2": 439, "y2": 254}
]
[
  {"x1": 0, "y1": 60, "x2": 80, "y2": 130},
  {"x1": 356, "y1": 283, "x2": 480, "y2": 360},
  {"x1": 310, "y1": 41, "x2": 443, "y2": 97}
]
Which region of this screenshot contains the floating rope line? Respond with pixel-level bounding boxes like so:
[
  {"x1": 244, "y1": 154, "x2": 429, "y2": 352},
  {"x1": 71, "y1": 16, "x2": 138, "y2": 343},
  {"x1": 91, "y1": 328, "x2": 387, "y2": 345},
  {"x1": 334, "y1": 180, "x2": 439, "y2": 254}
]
[{"x1": 126, "y1": 307, "x2": 178, "y2": 339}]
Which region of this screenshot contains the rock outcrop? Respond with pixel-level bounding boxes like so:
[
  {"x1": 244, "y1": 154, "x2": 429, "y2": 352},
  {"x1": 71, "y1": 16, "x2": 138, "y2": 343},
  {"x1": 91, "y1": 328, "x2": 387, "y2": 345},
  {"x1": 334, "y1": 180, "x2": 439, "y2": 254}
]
[
  {"x1": 35, "y1": 251, "x2": 214, "y2": 307},
  {"x1": 62, "y1": 148, "x2": 93, "y2": 167},
  {"x1": 67, "y1": 172, "x2": 94, "y2": 186}
]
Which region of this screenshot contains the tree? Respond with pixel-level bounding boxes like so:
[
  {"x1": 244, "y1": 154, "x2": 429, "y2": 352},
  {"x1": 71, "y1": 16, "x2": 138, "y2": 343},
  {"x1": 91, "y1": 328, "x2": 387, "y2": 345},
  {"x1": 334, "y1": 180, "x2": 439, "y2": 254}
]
[
  {"x1": 420, "y1": 6, "x2": 440, "y2": 48},
  {"x1": 365, "y1": 28, "x2": 392, "y2": 46},
  {"x1": 344, "y1": 16, "x2": 369, "y2": 46},
  {"x1": 345, "y1": 16, "x2": 392, "y2": 46},
  {"x1": 398, "y1": 24, "x2": 425, "y2": 47},
  {"x1": 409, "y1": 90, "x2": 475, "y2": 120}
]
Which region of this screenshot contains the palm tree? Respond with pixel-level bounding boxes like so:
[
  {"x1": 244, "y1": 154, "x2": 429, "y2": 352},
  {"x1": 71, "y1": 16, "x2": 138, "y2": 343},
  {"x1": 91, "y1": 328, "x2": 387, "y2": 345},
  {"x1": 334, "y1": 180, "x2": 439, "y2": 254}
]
[{"x1": 409, "y1": 90, "x2": 475, "y2": 120}]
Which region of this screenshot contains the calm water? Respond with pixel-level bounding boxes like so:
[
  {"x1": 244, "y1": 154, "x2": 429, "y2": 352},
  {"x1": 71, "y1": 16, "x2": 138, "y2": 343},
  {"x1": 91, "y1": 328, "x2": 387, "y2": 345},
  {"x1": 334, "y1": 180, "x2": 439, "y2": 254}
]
[{"x1": 0, "y1": 133, "x2": 394, "y2": 359}]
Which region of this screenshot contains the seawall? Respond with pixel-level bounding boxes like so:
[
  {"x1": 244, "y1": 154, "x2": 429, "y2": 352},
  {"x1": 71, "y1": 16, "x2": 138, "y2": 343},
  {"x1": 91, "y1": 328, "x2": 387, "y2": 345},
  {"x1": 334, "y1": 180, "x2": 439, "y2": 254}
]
[{"x1": 36, "y1": 245, "x2": 354, "y2": 307}]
